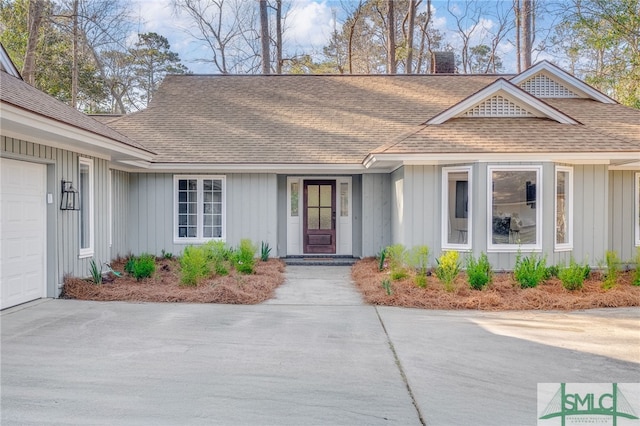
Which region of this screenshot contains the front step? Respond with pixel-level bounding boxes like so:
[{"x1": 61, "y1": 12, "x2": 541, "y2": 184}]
[{"x1": 283, "y1": 256, "x2": 358, "y2": 266}]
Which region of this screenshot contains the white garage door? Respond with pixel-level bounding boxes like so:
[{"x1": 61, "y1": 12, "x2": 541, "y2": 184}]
[{"x1": 1, "y1": 158, "x2": 47, "y2": 309}]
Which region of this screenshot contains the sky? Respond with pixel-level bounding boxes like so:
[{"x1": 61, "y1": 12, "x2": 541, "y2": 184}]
[{"x1": 129, "y1": 0, "x2": 540, "y2": 74}]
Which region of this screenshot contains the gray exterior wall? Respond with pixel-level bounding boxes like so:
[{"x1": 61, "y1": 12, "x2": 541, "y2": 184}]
[
  {"x1": 361, "y1": 173, "x2": 391, "y2": 257},
  {"x1": 572, "y1": 164, "x2": 609, "y2": 267},
  {"x1": 127, "y1": 173, "x2": 278, "y2": 256},
  {"x1": 609, "y1": 170, "x2": 637, "y2": 263},
  {"x1": 2, "y1": 136, "x2": 112, "y2": 294},
  {"x1": 110, "y1": 169, "x2": 130, "y2": 259}
]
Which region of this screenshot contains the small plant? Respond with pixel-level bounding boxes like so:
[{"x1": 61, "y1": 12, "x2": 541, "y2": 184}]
[
  {"x1": 602, "y1": 250, "x2": 620, "y2": 290},
  {"x1": 203, "y1": 240, "x2": 231, "y2": 276},
  {"x1": 408, "y1": 245, "x2": 429, "y2": 288},
  {"x1": 435, "y1": 250, "x2": 461, "y2": 292},
  {"x1": 232, "y1": 239, "x2": 257, "y2": 274},
  {"x1": 377, "y1": 247, "x2": 387, "y2": 271},
  {"x1": 88, "y1": 258, "x2": 102, "y2": 285},
  {"x1": 545, "y1": 265, "x2": 559, "y2": 279},
  {"x1": 514, "y1": 252, "x2": 547, "y2": 288},
  {"x1": 260, "y1": 241, "x2": 271, "y2": 262},
  {"x1": 634, "y1": 247, "x2": 640, "y2": 287},
  {"x1": 466, "y1": 252, "x2": 492, "y2": 290},
  {"x1": 381, "y1": 278, "x2": 393, "y2": 295},
  {"x1": 414, "y1": 274, "x2": 427, "y2": 288},
  {"x1": 161, "y1": 249, "x2": 173, "y2": 259},
  {"x1": 131, "y1": 254, "x2": 155, "y2": 281},
  {"x1": 124, "y1": 257, "x2": 135, "y2": 275},
  {"x1": 180, "y1": 245, "x2": 210, "y2": 286},
  {"x1": 386, "y1": 244, "x2": 408, "y2": 280},
  {"x1": 558, "y1": 258, "x2": 589, "y2": 291}
]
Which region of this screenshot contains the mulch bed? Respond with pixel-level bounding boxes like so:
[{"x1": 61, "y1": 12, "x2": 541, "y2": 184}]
[
  {"x1": 352, "y1": 257, "x2": 640, "y2": 311},
  {"x1": 63, "y1": 258, "x2": 286, "y2": 304}
]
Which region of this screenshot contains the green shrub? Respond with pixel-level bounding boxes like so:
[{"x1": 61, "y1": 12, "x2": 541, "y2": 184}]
[
  {"x1": 435, "y1": 251, "x2": 461, "y2": 292},
  {"x1": 545, "y1": 265, "x2": 559, "y2": 279},
  {"x1": 386, "y1": 244, "x2": 408, "y2": 280},
  {"x1": 414, "y1": 274, "x2": 427, "y2": 288},
  {"x1": 203, "y1": 240, "x2": 231, "y2": 276},
  {"x1": 466, "y1": 252, "x2": 492, "y2": 290},
  {"x1": 408, "y1": 245, "x2": 430, "y2": 275},
  {"x1": 260, "y1": 241, "x2": 271, "y2": 262},
  {"x1": 377, "y1": 247, "x2": 387, "y2": 271},
  {"x1": 124, "y1": 257, "x2": 135, "y2": 275},
  {"x1": 180, "y1": 245, "x2": 210, "y2": 286},
  {"x1": 514, "y1": 252, "x2": 547, "y2": 288},
  {"x1": 131, "y1": 254, "x2": 155, "y2": 281},
  {"x1": 634, "y1": 247, "x2": 640, "y2": 287},
  {"x1": 602, "y1": 250, "x2": 620, "y2": 290},
  {"x1": 558, "y1": 258, "x2": 589, "y2": 291},
  {"x1": 89, "y1": 258, "x2": 102, "y2": 285},
  {"x1": 232, "y1": 239, "x2": 257, "y2": 274},
  {"x1": 381, "y1": 278, "x2": 393, "y2": 295}
]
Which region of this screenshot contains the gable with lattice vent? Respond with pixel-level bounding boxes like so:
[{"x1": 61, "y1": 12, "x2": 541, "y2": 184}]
[
  {"x1": 462, "y1": 95, "x2": 534, "y2": 117},
  {"x1": 518, "y1": 74, "x2": 580, "y2": 98}
]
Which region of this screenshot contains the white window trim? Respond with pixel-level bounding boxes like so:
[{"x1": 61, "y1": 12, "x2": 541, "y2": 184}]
[
  {"x1": 636, "y1": 173, "x2": 640, "y2": 247},
  {"x1": 78, "y1": 157, "x2": 94, "y2": 258},
  {"x1": 487, "y1": 165, "x2": 543, "y2": 253},
  {"x1": 555, "y1": 166, "x2": 573, "y2": 251},
  {"x1": 173, "y1": 175, "x2": 226, "y2": 244},
  {"x1": 441, "y1": 166, "x2": 472, "y2": 251}
]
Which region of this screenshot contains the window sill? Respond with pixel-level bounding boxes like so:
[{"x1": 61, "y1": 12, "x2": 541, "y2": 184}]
[
  {"x1": 173, "y1": 237, "x2": 225, "y2": 245},
  {"x1": 441, "y1": 244, "x2": 472, "y2": 252},
  {"x1": 79, "y1": 250, "x2": 94, "y2": 259},
  {"x1": 487, "y1": 245, "x2": 542, "y2": 253}
]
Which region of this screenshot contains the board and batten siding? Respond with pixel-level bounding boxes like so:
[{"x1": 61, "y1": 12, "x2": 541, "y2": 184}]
[
  {"x1": 609, "y1": 170, "x2": 636, "y2": 263},
  {"x1": 2, "y1": 136, "x2": 112, "y2": 294},
  {"x1": 572, "y1": 164, "x2": 608, "y2": 267},
  {"x1": 128, "y1": 173, "x2": 278, "y2": 256},
  {"x1": 110, "y1": 169, "x2": 130, "y2": 259},
  {"x1": 361, "y1": 173, "x2": 391, "y2": 257}
]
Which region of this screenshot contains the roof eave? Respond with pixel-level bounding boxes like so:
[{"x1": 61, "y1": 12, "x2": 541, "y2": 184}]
[{"x1": 1, "y1": 103, "x2": 155, "y2": 162}]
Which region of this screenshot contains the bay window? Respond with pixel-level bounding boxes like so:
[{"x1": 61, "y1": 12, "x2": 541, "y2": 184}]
[
  {"x1": 442, "y1": 167, "x2": 472, "y2": 249},
  {"x1": 555, "y1": 166, "x2": 573, "y2": 250},
  {"x1": 488, "y1": 166, "x2": 542, "y2": 251}
]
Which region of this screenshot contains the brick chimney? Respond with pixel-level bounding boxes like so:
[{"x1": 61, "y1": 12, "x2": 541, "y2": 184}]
[{"x1": 430, "y1": 52, "x2": 456, "y2": 74}]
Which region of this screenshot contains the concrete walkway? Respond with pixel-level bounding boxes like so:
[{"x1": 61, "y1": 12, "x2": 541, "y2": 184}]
[
  {"x1": 2, "y1": 266, "x2": 639, "y2": 425},
  {"x1": 264, "y1": 265, "x2": 363, "y2": 305}
]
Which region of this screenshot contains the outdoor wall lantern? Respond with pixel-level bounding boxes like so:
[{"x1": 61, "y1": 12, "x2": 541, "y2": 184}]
[{"x1": 60, "y1": 179, "x2": 79, "y2": 210}]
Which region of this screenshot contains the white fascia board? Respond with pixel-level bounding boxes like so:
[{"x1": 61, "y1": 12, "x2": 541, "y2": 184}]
[
  {"x1": 510, "y1": 61, "x2": 616, "y2": 104},
  {"x1": 426, "y1": 79, "x2": 579, "y2": 125},
  {"x1": 115, "y1": 161, "x2": 369, "y2": 174},
  {"x1": 367, "y1": 152, "x2": 640, "y2": 165},
  {"x1": 609, "y1": 161, "x2": 640, "y2": 170},
  {"x1": 1, "y1": 103, "x2": 154, "y2": 162}
]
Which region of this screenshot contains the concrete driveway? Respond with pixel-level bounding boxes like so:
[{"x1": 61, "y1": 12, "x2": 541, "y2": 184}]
[{"x1": 2, "y1": 266, "x2": 638, "y2": 425}]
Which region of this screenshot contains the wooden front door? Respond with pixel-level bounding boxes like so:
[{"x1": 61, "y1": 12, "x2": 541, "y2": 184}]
[{"x1": 303, "y1": 180, "x2": 336, "y2": 254}]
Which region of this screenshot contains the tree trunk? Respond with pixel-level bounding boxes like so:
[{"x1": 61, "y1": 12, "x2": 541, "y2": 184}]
[
  {"x1": 405, "y1": 0, "x2": 416, "y2": 74},
  {"x1": 23, "y1": 0, "x2": 45, "y2": 86},
  {"x1": 72, "y1": 0, "x2": 79, "y2": 108},
  {"x1": 276, "y1": 0, "x2": 282, "y2": 74},
  {"x1": 387, "y1": 0, "x2": 396, "y2": 74},
  {"x1": 259, "y1": 0, "x2": 270, "y2": 74},
  {"x1": 522, "y1": 0, "x2": 532, "y2": 69},
  {"x1": 514, "y1": 0, "x2": 521, "y2": 72}
]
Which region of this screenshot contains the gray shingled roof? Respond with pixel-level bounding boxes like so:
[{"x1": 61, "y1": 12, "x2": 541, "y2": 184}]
[
  {"x1": 104, "y1": 74, "x2": 640, "y2": 165},
  {"x1": 105, "y1": 74, "x2": 503, "y2": 164},
  {"x1": 0, "y1": 72, "x2": 152, "y2": 153}
]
